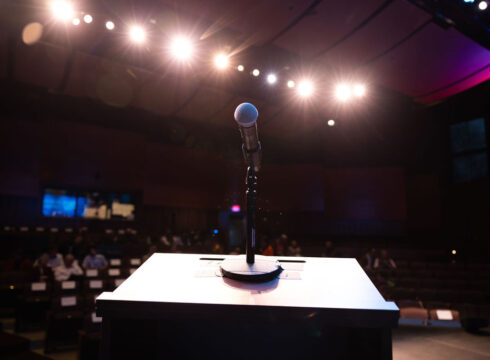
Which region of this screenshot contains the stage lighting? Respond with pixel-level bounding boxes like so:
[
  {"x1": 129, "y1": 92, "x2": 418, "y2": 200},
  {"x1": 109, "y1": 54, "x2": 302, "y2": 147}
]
[
  {"x1": 353, "y1": 84, "x2": 366, "y2": 97},
  {"x1": 287, "y1": 80, "x2": 295, "y2": 88},
  {"x1": 452, "y1": 249, "x2": 457, "y2": 255},
  {"x1": 231, "y1": 205, "x2": 241, "y2": 212},
  {"x1": 463, "y1": 0, "x2": 474, "y2": 3},
  {"x1": 214, "y1": 54, "x2": 229, "y2": 69},
  {"x1": 335, "y1": 84, "x2": 351, "y2": 101},
  {"x1": 478, "y1": 1, "x2": 488, "y2": 9},
  {"x1": 129, "y1": 26, "x2": 145, "y2": 43},
  {"x1": 327, "y1": 119, "x2": 335, "y2": 126},
  {"x1": 170, "y1": 36, "x2": 193, "y2": 61},
  {"x1": 72, "y1": 18, "x2": 80, "y2": 26},
  {"x1": 237, "y1": 65, "x2": 244, "y2": 72},
  {"x1": 83, "y1": 14, "x2": 93, "y2": 24},
  {"x1": 297, "y1": 80, "x2": 313, "y2": 97},
  {"x1": 267, "y1": 74, "x2": 277, "y2": 84},
  {"x1": 50, "y1": 1, "x2": 74, "y2": 21},
  {"x1": 252, "y1": 69, "x2": 260, "y2": 77},
  {"x1": 105, "y1": 21, "x2": 115, "y2": 30}
]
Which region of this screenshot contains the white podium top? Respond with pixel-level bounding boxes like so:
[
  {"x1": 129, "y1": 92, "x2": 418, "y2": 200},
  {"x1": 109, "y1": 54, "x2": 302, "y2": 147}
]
[{"x1": 97, "y1": 253, "x2": 398, "y2": 327}]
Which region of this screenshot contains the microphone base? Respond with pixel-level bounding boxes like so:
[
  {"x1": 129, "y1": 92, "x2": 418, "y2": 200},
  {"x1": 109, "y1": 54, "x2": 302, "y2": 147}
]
[{"x1": 220, "y1": 255, "x2": 282, "y2": 282}]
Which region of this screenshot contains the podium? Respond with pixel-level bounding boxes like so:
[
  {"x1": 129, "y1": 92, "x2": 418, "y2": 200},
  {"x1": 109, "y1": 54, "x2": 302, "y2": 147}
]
[{"x1": 96, "y1": 253, "x2": 399, "y2": 359}]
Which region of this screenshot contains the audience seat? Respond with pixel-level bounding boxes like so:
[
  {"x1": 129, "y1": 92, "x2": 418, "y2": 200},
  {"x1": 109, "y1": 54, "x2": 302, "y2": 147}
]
[{"x1": 44, "y1": 310, "x2": 84, "y2": 353}]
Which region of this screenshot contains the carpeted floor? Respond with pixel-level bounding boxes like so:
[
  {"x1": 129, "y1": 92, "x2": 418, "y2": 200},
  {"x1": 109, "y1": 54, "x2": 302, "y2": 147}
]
[{"x1": 393, "y1": 326, "x2": 490, "y2": 360}]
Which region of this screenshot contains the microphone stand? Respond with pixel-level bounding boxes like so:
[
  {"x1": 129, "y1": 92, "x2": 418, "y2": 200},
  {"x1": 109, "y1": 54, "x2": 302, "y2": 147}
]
[
  {"x1": 246, "y1": 166, "x2": 257, "y2": 264},
  {"x1": 219, "y1": 156, "x2": 282, "y2": 282}
]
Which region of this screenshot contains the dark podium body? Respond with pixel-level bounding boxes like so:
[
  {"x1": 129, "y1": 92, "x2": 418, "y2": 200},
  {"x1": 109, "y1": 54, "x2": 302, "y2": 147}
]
[{"x1": 96, "y1": 254, "x2": 399, "y2": 359}]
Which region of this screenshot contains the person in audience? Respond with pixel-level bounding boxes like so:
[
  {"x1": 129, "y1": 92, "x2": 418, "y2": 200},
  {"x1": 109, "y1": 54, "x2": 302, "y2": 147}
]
[
  {"x1": 287, "y1": 240, "x2": 300, "y2": 256},
  {"x1": 142, "y1": 245, "x2": 157, "y2": 263},
  {"x1": 262, "y1": 240, "x2": 274, "y2": 256},
  {"x1": 69, "y1": 235, "x2": 87, "y2": 263},
  {"x1": 361, "y1": 248, "x2": 377, "y2": 269},
  {"x1": 374, "y1": 249, "x2": 397, "y2": 270},
  {"x1": 54, "y1": 254, "x2": 83, "y2": 281},
  {"x1": 32, "y1": 253, "x2": 54, "y2": 281},
  {"x1": 294, "y1": 246, "x2": 303, "y2": 257},
  {"x1": 229, "y1": 246, "x2": 241, "y2": 255},
  {"x1": 46, "y1": 247, "x2": 63, "y2": 268},
  {"x1": 274, "y1": 236, "x2": 286, "y2": 256},
  {"x1": 321, "y1": 241, "x2": 339, "y2": 257},
  {"x1": 82, "y1": 247, "x2": 108, "y2": 270}
]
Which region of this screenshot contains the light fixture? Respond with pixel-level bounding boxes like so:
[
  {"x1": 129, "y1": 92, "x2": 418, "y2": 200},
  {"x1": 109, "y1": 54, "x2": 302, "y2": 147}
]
[
  {"x1": 237, "y1": 65, "x2": 244, "y2": 72},
  {"x1": 231, "y1": 205, "x2": 241, "y2": 212},
  {"x1": 129, "y1": 25, "x2": 145, "y2": 43},
  {"x1": 478, "y1": 1, "x2": 488, "y2": 9},
  {"x1": 214, "y1": 53, "x2": 229, "y2": 69},
  {"x1": 297, "y1": 80, "x2": 313, "y2": 97},
  {"x1": 72, "y1": 18, "x2": 80, "y2": 26},
  {"x1": 50, "y1": 1, "x2": 74, "y2": 21},
  {"x1": 105, "y1": 21, "x2": 115, "y2": 30},
  {"x1": 83, "y1": 14, "x2": 93, "y2": 24},
  {"x1": 287, "y1": 80, "x2": 295, "y2": 88},
  {"x1": 170, "y1": 36, "x2": 193, "y2": 61},
  {"x1": 335, "y1": 84, "x2": 351, "y2": 101},
  {"x1": 353, "y1": 84, "x2": 366, "y2": 97},
  {"x1": 267, "y1": 74, "x2": 277, "y2": 84},
  {"x1": 252, "y1": 68, "x2": 260, "y2": 77},
  {"x1": 463, "y1": 0, "x2": 475, "y2": 3},
  {"x1": 452, "y1": 249, "x2": 457, "y2": 255}
]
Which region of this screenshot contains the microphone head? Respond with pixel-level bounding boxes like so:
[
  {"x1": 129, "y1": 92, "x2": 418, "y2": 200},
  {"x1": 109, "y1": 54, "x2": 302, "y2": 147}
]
[{"x1": 234, "y1": 103, "x2": 258, "y2": 127}]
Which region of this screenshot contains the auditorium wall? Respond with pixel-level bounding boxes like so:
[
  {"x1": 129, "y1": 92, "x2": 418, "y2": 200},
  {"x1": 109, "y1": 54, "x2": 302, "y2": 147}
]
[{"x1": 0, "y1": 115, "x2": 442, "y2": 236}]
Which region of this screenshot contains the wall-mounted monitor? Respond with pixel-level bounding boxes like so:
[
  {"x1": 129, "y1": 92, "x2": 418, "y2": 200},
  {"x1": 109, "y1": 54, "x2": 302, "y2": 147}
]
[{"x1": 42, "y1": 189, "x2": 135, "y2": 220}]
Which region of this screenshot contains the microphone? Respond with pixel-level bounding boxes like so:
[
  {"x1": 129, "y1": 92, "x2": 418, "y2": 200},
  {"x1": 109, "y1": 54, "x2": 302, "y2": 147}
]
[{"x1": 234, "y1": 103, "x2": 261, "y2": 172}]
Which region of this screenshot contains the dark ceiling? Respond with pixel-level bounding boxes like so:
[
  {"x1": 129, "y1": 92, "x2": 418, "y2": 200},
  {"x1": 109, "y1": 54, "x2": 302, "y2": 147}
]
[{"x1": 0, "y1": 0, "x2": 488, "y2": 143}]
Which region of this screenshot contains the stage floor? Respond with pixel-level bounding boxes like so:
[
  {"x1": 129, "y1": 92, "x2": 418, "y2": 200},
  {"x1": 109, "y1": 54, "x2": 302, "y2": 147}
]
[{"x1": 393, "y1": 326, "x2": 490, "y2": 360}]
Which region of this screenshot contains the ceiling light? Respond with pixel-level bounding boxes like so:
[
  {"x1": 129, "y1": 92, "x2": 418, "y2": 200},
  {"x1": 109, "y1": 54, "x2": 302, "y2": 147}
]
[{"x1": 267, "y1": 74, "x2": 277, "y2": 84}]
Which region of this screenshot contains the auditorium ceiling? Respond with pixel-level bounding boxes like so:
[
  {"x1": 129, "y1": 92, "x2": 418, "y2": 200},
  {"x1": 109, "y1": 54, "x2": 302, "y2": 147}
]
[{"x1": 0, "y1": 0, "x2": 489, "y2": 141}]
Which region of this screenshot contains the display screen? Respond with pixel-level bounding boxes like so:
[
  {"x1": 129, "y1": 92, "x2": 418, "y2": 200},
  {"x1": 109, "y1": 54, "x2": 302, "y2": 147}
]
[
  {"x1": 42, "y1": 189, "x2": 135, "y2": 220},
  {"x1": 42, "y1": 189, "x2": 77, "y2": 217}
]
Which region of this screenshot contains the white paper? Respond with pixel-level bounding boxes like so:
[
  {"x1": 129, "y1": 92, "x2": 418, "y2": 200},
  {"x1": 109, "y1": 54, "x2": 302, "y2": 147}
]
[
  {"x1": 61, "y1": 296, "x2": 77, "y2": 307},
  {"x1": 114, "y1": 279, "x2": 125, "y2": 287},
  {"x1": 86, "y1": 269, "x2": 98, "y2": 277},
  {"x1": 129, "y1": 268, "x2": 137, "y2": 274},
  {"x1": 130, "y1": 258, "x2": 141, "y2": 266},
  {"x1": 279, "y1": 271, "x2": 302, "y2": 280},
  {"x1": 91, "y1": 312, "x2": 102, "y2": 323},
  {"x1": 436, "y1": 310, "x2": 453, "y2": 320},
  {"x1": 31, "y1": 282, "x2": 47, "y2": 291},
  {"x1": 108, "y1": 268, "x2": 120, "y2": 276},
  {"x1": 89, "y1": 280, "x2": 103, "y2": 289},
  {"x1": 110, "y1": 259, "x2": 121, "y2": 266},
  {"x1": 61, "y1": 281, "x2": 76, "y2": 289}
]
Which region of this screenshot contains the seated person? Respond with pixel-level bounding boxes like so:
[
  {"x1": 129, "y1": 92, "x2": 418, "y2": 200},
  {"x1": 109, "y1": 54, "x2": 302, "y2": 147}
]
[
  {"x1": 46, "y1": 247, "x2": 63, "y2": 268},
  {"x1": 321, "y1": 241, "x2": 338, "y2": 257},
  {"x1": 374, "y1": 249, "x2": 397, "y2": 270},
  {"x1": 82, "y1": 247, "x2": 108, "y2": 270},
  {"x1": 32, "y1": 253, "x2": 54, "y2": 281},
  {"x1": 54, "y1": 254, "x2": 83, "y2": 281}
]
